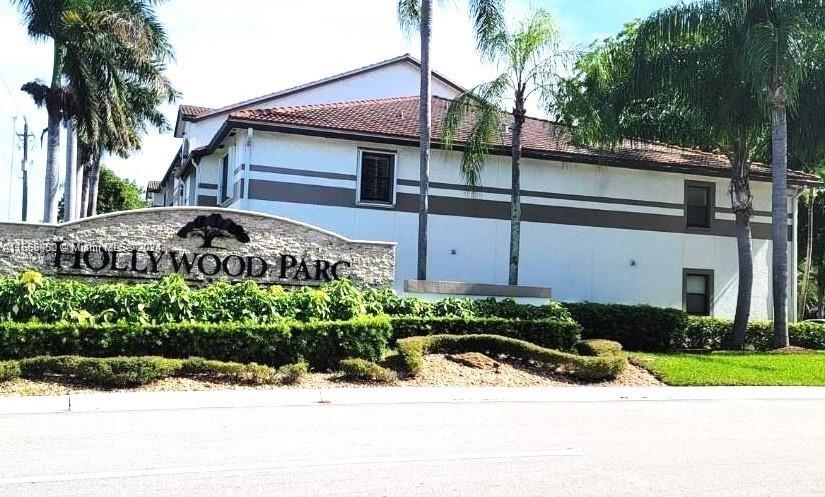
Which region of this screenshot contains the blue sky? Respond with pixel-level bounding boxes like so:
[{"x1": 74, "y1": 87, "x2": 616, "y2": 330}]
[{"x1": 0, "y1": 0, "x2": 675, "y2": 222}]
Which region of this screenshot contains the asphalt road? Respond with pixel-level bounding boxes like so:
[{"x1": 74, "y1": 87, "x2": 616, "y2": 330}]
[{"x1": 2, "y1": 396, "x2": 824, "y2": 496}]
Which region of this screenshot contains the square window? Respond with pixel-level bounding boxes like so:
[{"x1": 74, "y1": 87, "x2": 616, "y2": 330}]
[
  {"x1": 684, "y1": 272, "x2": 712, "y2": 315},
  {"x1": 358, "y1": 151, "x2": 395, "y2": 205},
  {"x1": 686, "y1": 184, "x2": 712, "y2": 228}
]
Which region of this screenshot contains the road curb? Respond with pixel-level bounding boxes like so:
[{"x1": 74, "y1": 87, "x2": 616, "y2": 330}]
[{"x1": 4, "y1": 386, "x2": 825, "y2": 415}]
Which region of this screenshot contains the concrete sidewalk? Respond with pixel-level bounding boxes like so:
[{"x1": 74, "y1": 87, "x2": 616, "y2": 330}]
[{"x1": 3, "y1": 385, "x2": 825, "y2": 415}]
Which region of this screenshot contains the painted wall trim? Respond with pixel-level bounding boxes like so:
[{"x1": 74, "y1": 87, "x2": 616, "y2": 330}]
[{"x1": 404, "y1": 279, "x2": 551, "y2": 298}]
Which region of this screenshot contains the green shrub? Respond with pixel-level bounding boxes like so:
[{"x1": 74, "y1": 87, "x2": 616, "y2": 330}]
[
  {"x1": 0, "y1": 360, "x2": 21, "y2": 382},
  {"x1": 390, "y1": 316, "x2": 581, "y2": 351},
  {"x1": 339, "y1": 358, "x2": 396, "y2": 382},
  {"x1": 179, "y1": 357, "x2": 278, "y2": 384},
  {"x1": 20, "y1": 356, "x2": 182, "y2": 387},
  {"x1": 396, "y1": 334, "x2": 626, "y2": 381},
  {"x1": 565, "y1": 303, "x2": 687, "y2": 352},
  {"x1": 471, "y1": 298, "x2": 572, "y2": 320},
  {"x1": 0, "y1": 317, "x2": 392, "y2": 371},
  {"x1": 685, "y1": 317, "x2": 825, "y2": 351},
  {"x1": 575, "y1": 339, "x2": 623, "y2": 357},
  {"x1": 277, "y1": 362, "x2": 308, "y2": 385}
]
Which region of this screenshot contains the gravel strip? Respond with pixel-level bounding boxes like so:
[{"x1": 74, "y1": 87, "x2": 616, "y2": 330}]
[{"x1": 0, "y1": 355, "x2": 663, "y2": 396}]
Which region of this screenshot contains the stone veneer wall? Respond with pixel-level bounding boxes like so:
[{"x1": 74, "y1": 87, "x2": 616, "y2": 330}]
[{"x1": 0, "y1": 207, "x2": 396, "y2": 287}]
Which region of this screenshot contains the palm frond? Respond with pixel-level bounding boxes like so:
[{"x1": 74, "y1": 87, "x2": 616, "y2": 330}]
[
  {"x1": 397, "y1": 0, "x2": 421, "y2": 38},
  {"x1": 442, "y1": 74, "x2": 509, "y2": 188}
]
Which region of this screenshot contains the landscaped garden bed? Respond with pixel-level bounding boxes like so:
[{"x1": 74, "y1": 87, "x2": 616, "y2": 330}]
[{"x1": 4, "y1": 272, "x2": 825, "y2": 393}]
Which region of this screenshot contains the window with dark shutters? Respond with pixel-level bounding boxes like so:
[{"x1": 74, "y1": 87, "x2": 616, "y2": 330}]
[{"x1": 359, "y1": 151, "x2": 395, "y2": 204}]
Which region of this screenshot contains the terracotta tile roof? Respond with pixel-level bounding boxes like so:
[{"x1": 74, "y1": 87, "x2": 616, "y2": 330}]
[
  {"x1": 179, "y1": 105, "x2": 214, "y2": 118},
  {"x1": 228, "y1": 95, "x2": 819, "y2": 184},
  {"x1": 146, "y1": 181, "x2": 161, "y2": 192}
]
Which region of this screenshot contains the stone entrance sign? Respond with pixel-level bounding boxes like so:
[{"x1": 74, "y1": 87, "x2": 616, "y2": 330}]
[{"x1": 0, "y1": 208, "x2": 396, "y2": 287}]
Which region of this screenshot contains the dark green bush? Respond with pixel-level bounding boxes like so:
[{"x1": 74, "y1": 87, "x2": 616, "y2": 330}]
[
  {"x1": 685, "y1": 317, "x2": 825, "y2": 350},
  {"x1": 0, "y1": 359, "x2": 21, "y2": 382},
  {"x1": 179, "y1": 357, "x2": 278, "y2": 384},
  {"x1": 277, "y1": 362, "x2": 308, "y2": 385},
  {"x1": 564, "y1": 303, "x2": 687, "y2": 352},
  {"x1": 396, "y1": 334, "x2": 626, "y2": 380},
  {"x1": 390, "y1": 316, "x2": 581, "y2": 351},
  {"x1": 0, "y1": 317, "x2": 391, "y2": 370},
  {"x1": 10, "y1": 355, "x2": 301, "y2": 387},
  {"x1": 575, "y1": 339, "x2": 623, "y2": 357},
  {"x1": 339, "y1": 358, "x2": 396, "y2": 382},
  {"x1": 20, "y1": 356, "x2": 181, "y2": 387}
]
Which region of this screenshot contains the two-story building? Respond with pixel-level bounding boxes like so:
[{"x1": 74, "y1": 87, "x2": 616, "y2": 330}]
[{"x1": 148, "y1": 54, "x2": 819, "y2": 320}]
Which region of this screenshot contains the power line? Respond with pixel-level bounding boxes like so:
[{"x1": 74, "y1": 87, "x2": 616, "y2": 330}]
[{"x1": 0, "y1": 70, "x2": 23, "y2": 115}]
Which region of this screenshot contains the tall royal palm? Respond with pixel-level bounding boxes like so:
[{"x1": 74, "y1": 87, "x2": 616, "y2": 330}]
[
  {"x1": 442, "y1": 10, "x2": 566, "y2": 285},
  {"x1": 557, "y1": 4, "x2": 768, "y2": 349},
  {"x1": 743, "y1": 0, "x2": 825, "y2": 347},
  {"x1": 398, "y1": 0, "x2": 504, "y2": 280}
]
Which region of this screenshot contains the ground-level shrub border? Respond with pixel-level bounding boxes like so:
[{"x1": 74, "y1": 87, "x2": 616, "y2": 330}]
[
  {"x1": 2, "y1": 355, "x2": 308, "y2": 388},
  {"x1": 338, "y1": 358, "x2": 396, "y2": 383},
  {"x1": 396, "y1": 334, "x2": 626, "y2": 381}
]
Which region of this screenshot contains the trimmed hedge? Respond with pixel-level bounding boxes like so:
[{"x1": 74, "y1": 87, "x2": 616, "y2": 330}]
[
  {"x1": 339, "y1": 358, "x2": 396, "y2": 382},
  {"x1": 0, "y1": 317, "x2": 392, "y2": 370},
  {"x1": 575, "y1": 339, "x2": 623, "y2": 357},
  {"x1": 390, "y1": 316, "x2": 581, "y2": 351},
  {"x1": 564, "y1": 303, "x2": 687, "y2": 352},
  {"x1": 2, "y1": 355, "x2": 307, "y2": 387},
  {"x1": 685, "y1": 317, "x2": 825, "y2": 351},
  {"x1": 396, "y1": 334, "x2": 626, "y2": 381}
]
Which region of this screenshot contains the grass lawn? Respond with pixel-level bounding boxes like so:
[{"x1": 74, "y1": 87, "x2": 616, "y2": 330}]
[{"x1": 631, "y1": 352, "x2": 825, "y2": 386}]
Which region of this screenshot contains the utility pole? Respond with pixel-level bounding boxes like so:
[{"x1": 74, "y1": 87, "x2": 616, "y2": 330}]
[{"x1": 18, "y1": 118, "x2": 33, "y2": 222}]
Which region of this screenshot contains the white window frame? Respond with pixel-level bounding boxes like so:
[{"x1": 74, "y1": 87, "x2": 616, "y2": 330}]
[{"x1": 356, "y1": 148, "x2": 397, "y2": 208}]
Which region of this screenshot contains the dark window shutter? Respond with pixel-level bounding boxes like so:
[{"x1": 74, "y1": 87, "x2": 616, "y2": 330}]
[
  {"x1": 360, "y1": 152, "x2": 394, "y2": 203},
  {"x1": 220, "y1": 156, "x2": 229, "y2": 203}
]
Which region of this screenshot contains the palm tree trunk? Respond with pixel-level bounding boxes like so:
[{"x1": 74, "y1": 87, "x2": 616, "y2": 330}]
[
  {"x1": 43, "y1": 42, "x2": 64, "y2": 223},
  {"x1": 509, "y1": 100, "x2": 526, "y2": 286},
  {"x1": 79, "y1": 164, "x2": 90, "y2": 218},
  {"x1": 729, "y1": 152, "x2": 753, "y2": 350},
  {"x1": 86, "y1": 152, "x2": 102, "y2": 217},
  {"x1": 63, "y1": 119, "x2": 75, "y2": 222},
  {"x1": 771, "y1": 102, "x2": 789, "y2": 348},
  {"x1": 416, "y1": 0, "x2": 432, "y2": 281}
]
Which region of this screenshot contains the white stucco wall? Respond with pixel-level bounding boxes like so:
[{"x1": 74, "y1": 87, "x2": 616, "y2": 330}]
[{"x1": 231, "y1": 131, "x2": 799, "y2": 321}]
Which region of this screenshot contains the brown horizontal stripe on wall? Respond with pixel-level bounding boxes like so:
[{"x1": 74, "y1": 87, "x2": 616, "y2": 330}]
[
  {"x1": 249, "y1": 179, "x2": 355, "y2": 207},
  {"x1": 716, "y1": 207, "x2": 793, "y2": 219},
  {"x1": 397, "y1": 178, "x2": 683, "y2": 210},
  {"x1": 246, "y1": 180, "x2": 789, "y2": 240},
  {"x1": 196, "y1": 195, "x2": 218, "y2": 207},
  {"x1": 250, "y1": 164, "x2": 357, "y2": 181},
  {"x1": 198, "y1": 183, "x2": 218, "y2": 190}
]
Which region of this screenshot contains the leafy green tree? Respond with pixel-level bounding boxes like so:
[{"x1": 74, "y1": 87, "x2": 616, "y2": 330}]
[
  {"x1": 397, "y1": 0, "x2": 505, "y2": 280},
  {"x1": 557, "y1": 7, "x2": 769, "y2": 349},
  {"x1": 59, "y1": 165, "x2": 148, "y2": 217},
  {"x1": 442, "y1": 10, "x2": 567, "y2": 285}
]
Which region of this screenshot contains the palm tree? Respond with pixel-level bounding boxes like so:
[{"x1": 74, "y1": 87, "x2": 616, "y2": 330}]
[
  {"x1": 557, "y1": 4, "x2": 770, "y2": 349},
  {"x1": 397, "y1": 0, "x2": 505, "y2": 280},
  {"x1": 13, "y1": 0, "x2": 174, "y2": 221},
  {"x1": 742, "y1": 0, "x2": 825, "y2": 347},
  {"x1": 12, "y1": 0, "x2": 73, "y2": 223},
  {"x1": 441, "y1": 10, "x2": 566, "y2": 285}
]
